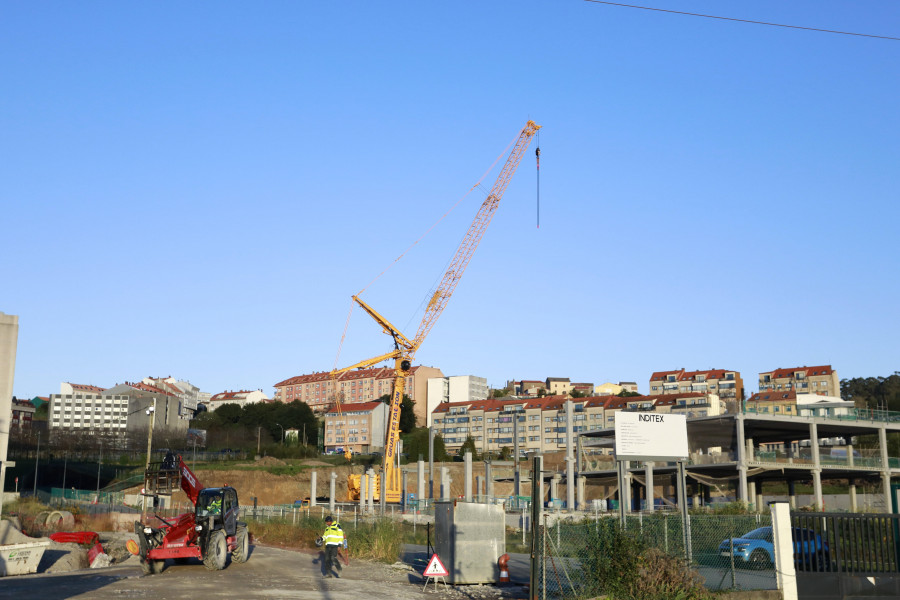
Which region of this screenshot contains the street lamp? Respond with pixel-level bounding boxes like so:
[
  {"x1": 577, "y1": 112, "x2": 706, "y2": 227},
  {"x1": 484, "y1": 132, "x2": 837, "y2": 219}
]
[
  {"x1": 275, "y1": 423, "x2": 284, "y2": 445},
  {"x1": 33, "y1": 431, "x2": 40, "y2": 497}
]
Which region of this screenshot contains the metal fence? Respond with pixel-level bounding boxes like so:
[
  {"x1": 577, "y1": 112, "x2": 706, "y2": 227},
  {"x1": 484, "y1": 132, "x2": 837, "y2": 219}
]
[
  {"x1": 536, "y1": 512, "x2": 777, "y2": 599},
  {"x1": 791, "y1": 512, "x2": 900, "y2": 574}
]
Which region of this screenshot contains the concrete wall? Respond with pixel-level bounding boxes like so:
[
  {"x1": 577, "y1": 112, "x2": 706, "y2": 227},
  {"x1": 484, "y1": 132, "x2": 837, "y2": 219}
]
[{"x1": 0, "y1": 313, "x2": 19, "y2": 517}]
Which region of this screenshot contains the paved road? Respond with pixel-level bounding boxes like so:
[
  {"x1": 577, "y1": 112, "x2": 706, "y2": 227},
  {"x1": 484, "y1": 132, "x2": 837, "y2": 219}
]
[{"x1": 0, "y1": 545, "x2": 464, "y2": 600}]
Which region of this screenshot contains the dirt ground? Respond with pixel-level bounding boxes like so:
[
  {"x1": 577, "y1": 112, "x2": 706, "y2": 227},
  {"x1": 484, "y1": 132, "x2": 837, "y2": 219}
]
[{"x1": 136, "y1": 455, "x2": 575, "y2": 507}]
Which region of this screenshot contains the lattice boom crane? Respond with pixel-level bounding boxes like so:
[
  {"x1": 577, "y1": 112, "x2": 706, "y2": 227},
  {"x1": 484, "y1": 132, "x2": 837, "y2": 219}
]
[{"x1": 331, "y1": 120, "x2": 541, "y2": 502}]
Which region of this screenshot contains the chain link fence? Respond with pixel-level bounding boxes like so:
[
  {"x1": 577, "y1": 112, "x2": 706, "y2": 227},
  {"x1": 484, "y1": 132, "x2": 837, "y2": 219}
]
[{"x1": 536, "y1": 512, "x2": 777, "y2": 599}]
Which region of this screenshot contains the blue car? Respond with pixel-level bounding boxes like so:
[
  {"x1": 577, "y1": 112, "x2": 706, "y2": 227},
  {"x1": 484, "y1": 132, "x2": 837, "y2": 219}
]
[{"x1": 718, "y1": 526, "x2": 830, "y2": 570}]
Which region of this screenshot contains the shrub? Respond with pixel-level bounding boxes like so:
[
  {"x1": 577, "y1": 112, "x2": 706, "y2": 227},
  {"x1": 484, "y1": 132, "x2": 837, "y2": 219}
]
[{"x1": 581, "y1": 519, "x2": 713, "y2": 600}]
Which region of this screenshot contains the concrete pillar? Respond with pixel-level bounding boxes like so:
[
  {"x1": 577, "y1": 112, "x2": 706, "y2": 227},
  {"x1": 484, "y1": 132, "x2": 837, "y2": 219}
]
[
  {"x1": 812, "y1": 470, "x2": 823, "y2": 511},
  {"x1": 485, "y1": 461, "x2": 494, "y2": 500},
  {"x1": 310, "y1": 471, "x2": 318, "y2": 507},
  {"x1": 645, "y1": 462, "x2": 655, "y2": 512},
  {"x1": 756, "y1": 493, "x2": 764, "y2": 514},
  {"x1": 475, "y1": 475, "x2": 483, "y2": 499},
  {"x1": 550, "y1": 473, "x2": 561, "y2": 504},
  {"x1": 785, "y1": 440, "x2": 793, "y2": 464},
  {"x1": 847, "y1": 444, "x2": 855, "y2": 467},
  {"x1": 810, "y1": 423, "x2": 823, "y2": 511},
  {"x1": 329, "y1": 472, "x2": 336, "y2": 513},
  {"x1": 748, "y1": 481, "x2": 757, "y2": 511},
  {"x1": 417, "y1": 460, "x2": 425, "y2": 507},
  {"x1": 359, "y1": 472, "x2": 367, "y2": 512},
  {"x1": 623, "y1": 461, "x2": 632, "y2": 513},
  {"x1": 0, "y1": 313, "x2": 19, "y2": 519},
  {"x1": 367, "y1": 468, "x2": 376, "y2": 512},
  {"x1": 788, "y1": 480, "x2": 797, "y2": 509},
  {"x1": 402, "y1": 470, "x2": 408, "y2": 510},
  {"x1": 746, "y1": 437, "x2": 755, "y2": 461},
  {"x1": 464, "y1": 451, "x2": 473, "y2": 502},
  {"x1": 565, "y1": 400, "x2": 576, "y2": 511},
  {"x1": 736, "y1": 416, "x2": 749, "y2": 503},
  {"x1": 440, "y1": 466, "x2": 450, "y2": 501},
  {"x1": 879, "y1": 428, "x2": 892, "y2": 512},
  {"x1": 577, "y1": 476, "x2": 586, "y2": 510},
  {"x1": 849, "y1": 480, "x2": 858, "y2": 513}
]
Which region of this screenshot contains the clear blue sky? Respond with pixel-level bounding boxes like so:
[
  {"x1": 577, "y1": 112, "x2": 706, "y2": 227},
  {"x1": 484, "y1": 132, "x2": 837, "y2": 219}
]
[{"x1": 4, "y1": 1, "x2": 898, "y2": 399}]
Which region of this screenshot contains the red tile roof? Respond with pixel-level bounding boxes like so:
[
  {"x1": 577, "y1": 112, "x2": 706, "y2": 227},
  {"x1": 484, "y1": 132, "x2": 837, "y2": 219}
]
[
  {"x1": 749, "y1": 391, "x2": 797, "y2": 402},
  {"x1": 68, "y1": 383, "x2": 106, "y2": 393},
  {"x1": 275, "y1": 366, "x2": 424, "y2": 388},
  {"x1": 651, "y1": 369, "x2": 739, "y2": 382},
  {"x1": 325, "y1": 401, "x2": 384, "y2": 415},
  {"x1": 764, "y1": 365, "x2": 833, "y2": 379}
]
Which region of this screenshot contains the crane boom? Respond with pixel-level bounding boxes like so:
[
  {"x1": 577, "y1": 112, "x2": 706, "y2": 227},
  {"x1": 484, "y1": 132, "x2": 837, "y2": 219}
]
[
  {"x1": 331, "y1": 120, "x2": 540, "y2": 503},
  {"x1": 412, "y1": 120, "x2": 541, "y2": 352}
]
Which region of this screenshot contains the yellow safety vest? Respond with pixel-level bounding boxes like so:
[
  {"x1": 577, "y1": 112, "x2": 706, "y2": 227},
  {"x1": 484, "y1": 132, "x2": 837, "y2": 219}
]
[{"x1": 323, "y1": 523, "x2": 344, "y2": 546}]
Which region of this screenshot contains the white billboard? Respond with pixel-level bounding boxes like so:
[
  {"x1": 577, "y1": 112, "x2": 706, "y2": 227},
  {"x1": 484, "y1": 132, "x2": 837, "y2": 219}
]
[{"x1": 614, "y1": 411, "x2": 689, "y2": 461}]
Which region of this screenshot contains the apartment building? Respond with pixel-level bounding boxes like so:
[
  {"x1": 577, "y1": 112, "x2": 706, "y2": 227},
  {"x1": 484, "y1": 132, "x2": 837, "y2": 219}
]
[
  {"x1": 649, "y1": 368, "x2": 744, "y2": 401},
  {"x1": 432, "y1": 390, "x2": 728, "y2": 456},
  {"x1": 11, "y1": 397, "x2": 37, "y2": 431},
  {"x1": 545, "y1": 377, "x2": 572, "y2": 396},
  {"x1": 322, "y1": 401, "x2": 387, "y2": 455},
  {"x1": 595, "y1": 381, "x2": 640, "y2": 396},
  {"x1": 206, "y1": 389, "x2": 270, "y2": 411},
  {"x1": 425, "y1": 375, "x2": 488, "y2": 427},
  {"x1": 758, "y1": 365, "x2": 839, "y2": 397},
  {"x1": 142, "y1": 376, "x2": 209, "y2": 414},
  {"x1": 49, "y1": 380, "x2": 189, "y2": 438},
  {"x1": 431, "y1": 395, "x2": 632, "y2": 456},
  {"x1": 274, "y1": 365, "x2": 443, "y2": 426}
]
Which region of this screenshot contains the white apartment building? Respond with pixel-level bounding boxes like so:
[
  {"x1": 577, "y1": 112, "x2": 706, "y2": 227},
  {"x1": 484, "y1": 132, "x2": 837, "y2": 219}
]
[
  {"x1": 425, "y1": 375, "x2": 489, "y2": 427},
  {"x1": 206, "y1": 389, "x2": 270, "y2": 411},
  {"x1": 49, "y1": 381, "x2": 189, "y2": 438}
]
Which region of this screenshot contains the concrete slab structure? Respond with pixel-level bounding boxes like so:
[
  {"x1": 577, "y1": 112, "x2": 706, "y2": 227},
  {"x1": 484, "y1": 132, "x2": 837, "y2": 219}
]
[{"x1": 580, "y1": 412, "x2": 900, "y2": 513}]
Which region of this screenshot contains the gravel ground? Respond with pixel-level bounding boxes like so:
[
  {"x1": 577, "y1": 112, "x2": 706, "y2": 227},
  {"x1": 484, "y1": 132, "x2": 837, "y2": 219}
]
[{"x1": 0, "y1": 521, "x2": 529, "y2": 600}]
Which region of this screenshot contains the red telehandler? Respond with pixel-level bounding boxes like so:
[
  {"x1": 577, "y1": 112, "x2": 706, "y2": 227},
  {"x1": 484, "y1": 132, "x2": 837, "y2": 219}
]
[{"x1": 134, "y1": 455, "x2": 249, "y2": 574}]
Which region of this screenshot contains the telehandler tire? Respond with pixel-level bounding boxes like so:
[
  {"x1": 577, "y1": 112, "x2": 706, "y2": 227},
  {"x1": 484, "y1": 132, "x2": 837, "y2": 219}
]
[
  {"x1": 203, "y1": 530, "x2": 227, "y2": 570},
  {"x1": 232, "y1": 526, "x2": 249, "y2": 563}
]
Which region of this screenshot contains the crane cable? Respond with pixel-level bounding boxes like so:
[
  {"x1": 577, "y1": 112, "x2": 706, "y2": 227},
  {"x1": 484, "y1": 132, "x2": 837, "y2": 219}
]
[
  {"x1": 535, "y1": 130, "x2": 541, "y2": 229},
  {"x1": 331, "y1": 131, "x2": 520, "y2": 371}
]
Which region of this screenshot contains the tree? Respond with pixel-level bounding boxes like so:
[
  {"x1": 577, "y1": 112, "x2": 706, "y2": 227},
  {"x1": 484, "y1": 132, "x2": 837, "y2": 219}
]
[
  {"x1": 618, "y1": 390, "x2": 642, "y2": 398},
  {"x1": 570, "y1": 389, "x2": 586, "y2": 398},
  {"x1": 399, "y1": 396, "x2": 416, "y2": 434},
  {"x1": 459, "y1": 435, "x2": 479, "y2": 460},
  {"x1": 537, "y1": 388, "x2": 547, "y2": 398},
  {"x1": 491, "y1": 388, "x2": 510, "y2": 398},
  {"x1": 402, "y1": 427, "x2": 450, "y2": 462},
  {"x1": 379, "y1": 393, "x2": 416, "y2": 434}
]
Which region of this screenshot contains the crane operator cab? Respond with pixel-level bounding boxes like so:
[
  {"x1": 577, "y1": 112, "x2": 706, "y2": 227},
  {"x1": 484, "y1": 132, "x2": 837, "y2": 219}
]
[{"x1": 196, "y1": 487, "x2": 239, "y2": 538}]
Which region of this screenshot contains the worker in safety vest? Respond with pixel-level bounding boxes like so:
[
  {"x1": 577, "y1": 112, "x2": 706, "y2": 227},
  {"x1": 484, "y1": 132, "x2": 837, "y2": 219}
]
[{"x1": 321, "y1": 515, "x2": 345, "y2": 578}]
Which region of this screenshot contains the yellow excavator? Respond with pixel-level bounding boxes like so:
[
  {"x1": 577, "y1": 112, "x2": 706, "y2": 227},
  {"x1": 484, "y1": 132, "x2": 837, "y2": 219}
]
[{"x1": 333, "y1": 121, "x2": 541, "y2": 502}]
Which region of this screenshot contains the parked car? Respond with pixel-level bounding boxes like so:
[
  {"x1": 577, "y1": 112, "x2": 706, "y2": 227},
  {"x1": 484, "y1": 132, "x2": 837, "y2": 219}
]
[{"x1": 718, "y1": 526, "x2": 830, "y2": 570}]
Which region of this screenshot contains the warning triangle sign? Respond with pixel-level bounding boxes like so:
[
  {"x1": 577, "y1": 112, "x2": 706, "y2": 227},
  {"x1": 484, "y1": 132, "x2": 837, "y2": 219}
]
[{"x1": 423, "y1": 554, "x2": 449, "y2": 577}]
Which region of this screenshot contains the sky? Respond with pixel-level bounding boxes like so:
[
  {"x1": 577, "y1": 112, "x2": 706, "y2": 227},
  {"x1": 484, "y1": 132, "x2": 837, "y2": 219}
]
[{"x1": 3, "y1": 1, "x2": 899, "y2": 400}]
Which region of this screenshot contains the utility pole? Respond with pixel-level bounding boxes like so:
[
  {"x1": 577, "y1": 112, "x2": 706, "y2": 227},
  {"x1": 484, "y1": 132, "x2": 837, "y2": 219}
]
[
  {"x1": 257, "y1": 427, "x2": 261, "y2": 455},
  {"x1": 142, "y1": 398, "x2": 157, "y2": 512},
  {"x1": 62, "y1": 452, "x2": 68, "y2": 498},
  {"x1": 96, "y1": 443, "x2": 102, "y2": 501},
  {"x1": 33, "y1": 431, "x2": 40, "y2": 497}
]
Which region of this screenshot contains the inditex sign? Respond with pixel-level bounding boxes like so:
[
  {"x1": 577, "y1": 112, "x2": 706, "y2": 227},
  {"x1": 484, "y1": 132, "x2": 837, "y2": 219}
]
[{"x1": 614, "y1": 411, "x2": 689, "y2": 461}]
